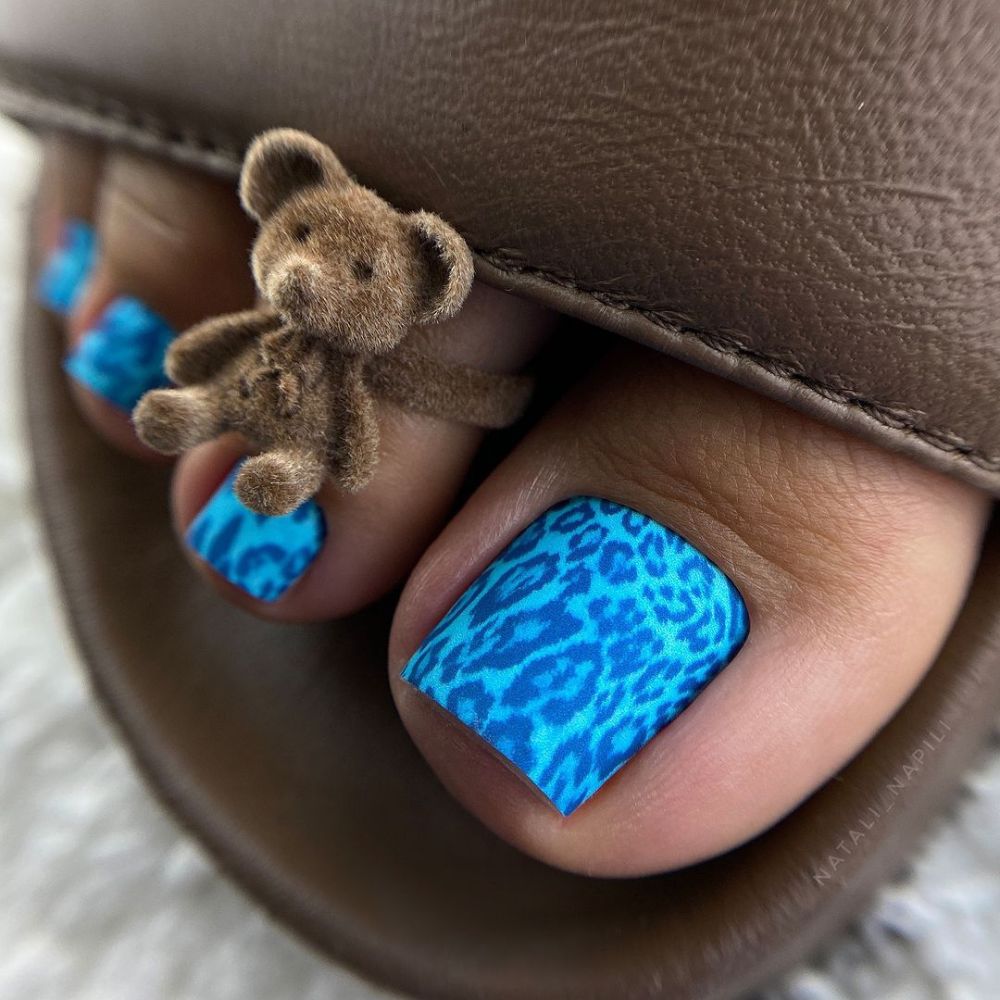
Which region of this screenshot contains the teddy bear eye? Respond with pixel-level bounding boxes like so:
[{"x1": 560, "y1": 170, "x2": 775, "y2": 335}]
[
  {"x1": 352, "y1": 259, "x2": 375, "y2": 282},
  {"x1": 292, "y1": 222, "x2": 312, "y2": 243}
]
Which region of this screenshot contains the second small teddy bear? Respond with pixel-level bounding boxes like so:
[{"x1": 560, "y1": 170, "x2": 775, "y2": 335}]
[{"x1": 133, "y1": 129, "x2": 532, "y2": 515}]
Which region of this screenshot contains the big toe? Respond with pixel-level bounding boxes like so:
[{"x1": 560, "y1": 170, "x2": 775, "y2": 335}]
[{"x1": 389, "y1": 342, "x2": 990, "y2": 876}]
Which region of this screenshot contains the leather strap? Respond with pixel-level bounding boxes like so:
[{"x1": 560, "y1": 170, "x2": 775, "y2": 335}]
[{"x1": 3, "y1": 0, "x2": 999, "y2": 494}]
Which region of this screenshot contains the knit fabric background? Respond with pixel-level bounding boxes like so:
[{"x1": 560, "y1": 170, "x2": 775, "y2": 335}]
[{"x1": 2, "y1": 115, "x2": 998, "y2": 1000}]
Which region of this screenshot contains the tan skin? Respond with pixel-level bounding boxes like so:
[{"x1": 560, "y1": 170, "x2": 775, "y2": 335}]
[{"x1": 39, "y1": 134, "x2": 991, "y2": 875}]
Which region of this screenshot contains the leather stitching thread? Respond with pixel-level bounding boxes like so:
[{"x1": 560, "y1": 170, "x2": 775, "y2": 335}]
[
  {"x1": 0, "y1": 67, "x2": 242, "y2": 174},
  {"x1": 2, "y1": 68, "x2": 998, "y2": 475}
]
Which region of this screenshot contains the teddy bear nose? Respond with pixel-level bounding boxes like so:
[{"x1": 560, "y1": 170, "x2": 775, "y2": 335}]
[{"x1": 273, "y1": 259, "x2": 319, "y2": 310}]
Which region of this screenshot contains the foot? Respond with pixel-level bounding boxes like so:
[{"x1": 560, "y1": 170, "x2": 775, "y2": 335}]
[{"x1": 36, "y1": 137, "x2": 991, "y2": 875}]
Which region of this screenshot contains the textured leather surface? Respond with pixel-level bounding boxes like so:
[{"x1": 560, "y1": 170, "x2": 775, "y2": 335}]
[
  {"x1": 3, "y1": 0, "x2": 1000, "y2": 493},
  {"x1": 24, "y1": 278, "x2": 1000, "y2": 999}
]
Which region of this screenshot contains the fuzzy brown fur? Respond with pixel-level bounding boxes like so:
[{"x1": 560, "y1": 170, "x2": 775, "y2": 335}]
[{"x1": 133, "y1": 129, "x2": 532, "y2": 516}]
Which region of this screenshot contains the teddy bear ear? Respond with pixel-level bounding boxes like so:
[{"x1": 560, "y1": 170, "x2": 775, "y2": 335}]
[
  {"x1": 239, "y1": 128, "x2": 352, "y2": 222},
  {"x1": 408, "y1": 211, "x2": 474, "y2": 325}
]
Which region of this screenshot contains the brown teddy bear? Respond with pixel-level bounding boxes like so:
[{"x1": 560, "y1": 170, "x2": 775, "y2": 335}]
[{"x1": 133, "y1": 129, "x2": 532, "y2": 515}]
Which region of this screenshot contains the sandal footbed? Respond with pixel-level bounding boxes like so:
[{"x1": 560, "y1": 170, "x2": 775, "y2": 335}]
[{"x1": 24, "y1": 292, "x2": 1000, "y2": 1000}]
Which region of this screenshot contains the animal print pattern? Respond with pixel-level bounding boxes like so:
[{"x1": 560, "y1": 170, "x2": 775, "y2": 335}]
[
  {"x1": 186, "y1": 462, "x2": 326, "y2": 602},
  {"x1": 36, "y1": 218, "x2": 97, "y2": 315},
  {"x1": 63, "y1": 297, "x2": 175, "y2": 411},
  {"x1": 402, "y1": 496, "x2": 749, "y2": 815}
]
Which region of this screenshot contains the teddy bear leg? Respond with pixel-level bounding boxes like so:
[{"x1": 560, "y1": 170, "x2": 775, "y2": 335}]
[
  {"x1": 234, "y1": 449, "x2": 326, "y2": 517},
  {"x1": 328, "y1": 385, "x2": 380, "y2": 493},
  {"x1": 132, "y1": 387, "x2": 223, "y2": 454}
]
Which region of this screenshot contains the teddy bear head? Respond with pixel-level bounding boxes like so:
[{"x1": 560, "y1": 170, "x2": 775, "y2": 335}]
[{"x1": 239, "y1": 129, "x2": 474, "y2": 355}]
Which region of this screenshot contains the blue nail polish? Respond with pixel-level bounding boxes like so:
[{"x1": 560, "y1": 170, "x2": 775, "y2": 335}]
[
  {"x1": 402, "y1": 497, "x2": 749, "y2": 815},
  {"x1": 63, "y1": 296, "x2": 175, "y2": 411},
  {"x1": 186, "y1": 463, "x2": 326, "y2": 603},
  {"x1": 37, "y1": 218, "x2": 97, "y2": 314}
]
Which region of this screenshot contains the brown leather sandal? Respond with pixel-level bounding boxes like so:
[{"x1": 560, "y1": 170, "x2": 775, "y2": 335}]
[{"x1": 4, "y1": 2, "x2": 1000, "y2": 997}]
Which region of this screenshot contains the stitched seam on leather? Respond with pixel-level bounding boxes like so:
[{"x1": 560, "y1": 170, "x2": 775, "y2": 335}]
[
  {"x1": 479, "y1": 250, "x2": 1000, "y2": 473},
  {"x1": 2, "y1": 70, "x2": 997, "y2": 473},
  {"x1": 0, "y1": 66, "x2": 243, "y2": 174}
]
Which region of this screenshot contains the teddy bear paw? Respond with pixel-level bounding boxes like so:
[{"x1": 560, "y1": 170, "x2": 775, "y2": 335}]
[
  {"x1": 234, "y1": 451, "x2": 325, "y2": 516},
  {"x1": 133, "y1": 389, "x2": 217, "y2": 454}
]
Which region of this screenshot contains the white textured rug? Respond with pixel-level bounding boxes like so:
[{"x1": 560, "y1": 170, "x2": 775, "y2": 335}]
[{"x1": 1, "y1": 115, "x2": 998, "y2": 1000}]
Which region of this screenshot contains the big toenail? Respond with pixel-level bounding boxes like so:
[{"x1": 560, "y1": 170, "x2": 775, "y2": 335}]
[{"x1": 402, "y1": 496, "x2": 749, "y2": 815}]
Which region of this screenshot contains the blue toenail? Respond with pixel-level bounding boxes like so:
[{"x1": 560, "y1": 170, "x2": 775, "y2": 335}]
[
  {"x1": 186, "y1": 462, "x2": 326, "y2": 603},
  {"x1": 63, "y1": 296, "x2": 175, "y2": 411},
  {"x1": 402, "y1": 496, "x2": 749, "y2": 815},
  {"x1": 37, "y1": 218, "x2": 97, "y2": 314}
]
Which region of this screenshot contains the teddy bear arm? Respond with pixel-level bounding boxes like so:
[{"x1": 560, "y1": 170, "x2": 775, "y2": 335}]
[
  {"x1": 133, "y1": 386, "x2": 226, "y2": 455},
  {"x1": 167, "y1": 307, "x2": 284, "y2": 386},
  {"x1": 368, "y1": 352, "x2": 534, "y2": 429}
]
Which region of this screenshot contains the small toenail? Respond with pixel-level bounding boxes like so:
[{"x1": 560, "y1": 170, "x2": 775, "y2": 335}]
[
  {"x1": 186, "y1": 461, "x2": 326, "y2": 603},
  {"x1": 401, "y1": 496, "x2": 749, "y2": 815},
  {"x1": 63, "y1": 296, "x2": 175, "y2": 411},
  {"x1": 36, "y1": 218, "x2": 97, "y2": 315}
]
